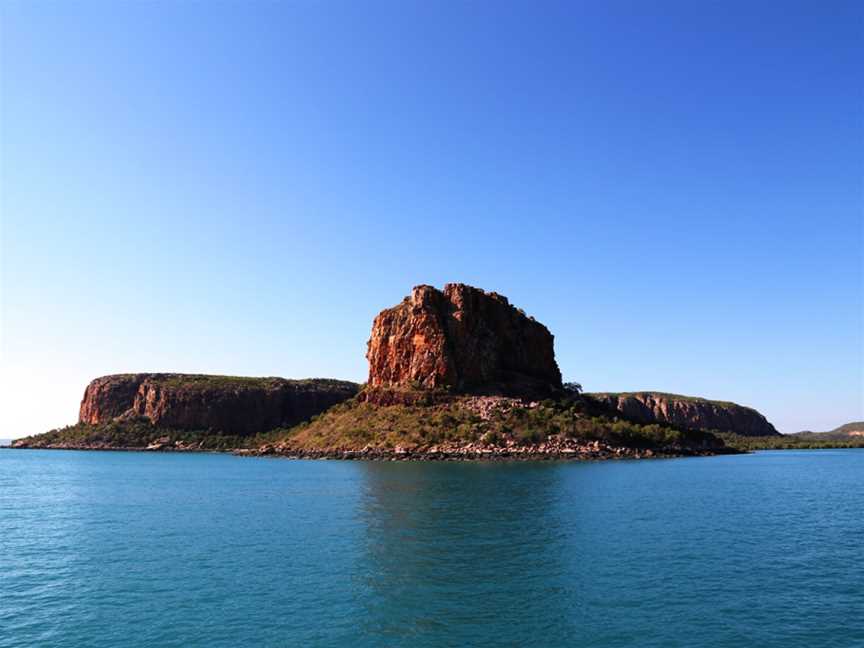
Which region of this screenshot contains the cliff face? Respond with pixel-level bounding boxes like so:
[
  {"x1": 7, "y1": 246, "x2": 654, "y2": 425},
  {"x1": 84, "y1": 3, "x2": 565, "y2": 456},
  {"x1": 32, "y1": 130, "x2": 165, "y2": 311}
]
[
  {"x1": 590, "y1": 392, "x2": 779, "y2": 437},
  {"x1": 78, "y1": 374, "x2": 359, "y2": 435},
  {"x1": 366, "y1": 284, "x2": 561, "y2": 398}
]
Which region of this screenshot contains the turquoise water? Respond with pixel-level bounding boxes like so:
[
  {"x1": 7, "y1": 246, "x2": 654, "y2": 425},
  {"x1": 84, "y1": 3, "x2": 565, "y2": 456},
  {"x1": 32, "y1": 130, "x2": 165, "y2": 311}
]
[{"x1": 1, "y1": 450, "x2": 862, "y2": 647}]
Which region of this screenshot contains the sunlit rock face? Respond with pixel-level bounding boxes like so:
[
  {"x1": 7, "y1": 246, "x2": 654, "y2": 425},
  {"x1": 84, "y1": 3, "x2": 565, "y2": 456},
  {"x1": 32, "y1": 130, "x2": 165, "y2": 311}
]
[
  {"x1": 366, "y1": 283, "x2": 562, "y2": 398},
  {"x1": 590, "y1": 392, "x2": 780, "y2": 437},
  {"x1": 78, "y1": 374, "x2": 359, "y2": 435}
]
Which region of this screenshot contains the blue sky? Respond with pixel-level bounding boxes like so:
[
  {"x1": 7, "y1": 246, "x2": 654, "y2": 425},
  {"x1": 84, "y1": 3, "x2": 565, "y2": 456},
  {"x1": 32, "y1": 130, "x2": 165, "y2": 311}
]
[{"x1": 1, "y1": 1, "x2": 861, "y2": 436}]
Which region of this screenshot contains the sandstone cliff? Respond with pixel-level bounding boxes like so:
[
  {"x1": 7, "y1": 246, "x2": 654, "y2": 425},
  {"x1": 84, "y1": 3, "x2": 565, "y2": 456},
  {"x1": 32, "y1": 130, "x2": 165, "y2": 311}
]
[
  {"x1": 589, "y1": 392, "x2": 779, "y2": 437},
  {"x1": 366, "y1": 284, "x2": 561, "y2": 398},
  {"x1": 77, "y1": 374, "x2": 359, "y2": 435}
]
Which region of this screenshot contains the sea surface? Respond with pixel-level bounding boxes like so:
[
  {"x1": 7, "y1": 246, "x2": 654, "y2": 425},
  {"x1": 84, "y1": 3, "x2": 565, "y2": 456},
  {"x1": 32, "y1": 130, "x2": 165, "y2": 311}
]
[{"x1": 1, "y1": 449, "x2": 862, "y2": 648}]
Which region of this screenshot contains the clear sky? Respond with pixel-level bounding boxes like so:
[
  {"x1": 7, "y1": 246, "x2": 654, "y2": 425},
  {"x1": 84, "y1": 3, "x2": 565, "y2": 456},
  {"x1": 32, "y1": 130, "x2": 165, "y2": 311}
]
[{"x1": 1, "y1": 1, "x2": 861, "y2": 437}]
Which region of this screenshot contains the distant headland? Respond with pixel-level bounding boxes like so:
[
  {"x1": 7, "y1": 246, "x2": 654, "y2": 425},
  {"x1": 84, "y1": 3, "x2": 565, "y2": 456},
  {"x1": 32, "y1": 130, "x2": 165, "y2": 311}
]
[{"x1": 12, "y1": 284, "x2": 860, "y2": 458}]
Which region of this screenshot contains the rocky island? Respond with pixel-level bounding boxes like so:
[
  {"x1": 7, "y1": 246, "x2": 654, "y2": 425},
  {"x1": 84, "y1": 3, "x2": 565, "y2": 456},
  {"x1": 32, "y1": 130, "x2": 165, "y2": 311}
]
[
  {"x1": 14, "y1": 283, "x2": 792, "y2": 459},
  {"x1": 15, "y1": 376, "x2": 359, "y2": 451}
]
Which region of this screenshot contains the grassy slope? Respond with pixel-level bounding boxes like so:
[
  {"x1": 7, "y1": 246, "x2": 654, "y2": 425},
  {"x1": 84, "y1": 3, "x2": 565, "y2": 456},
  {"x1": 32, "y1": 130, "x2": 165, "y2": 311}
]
[
  {"x1": 16, "y1": 390, "x2": 720, "y2": 453},
  {"x1": 281, "y1": 395, "x2": 717, "y2": 451}
]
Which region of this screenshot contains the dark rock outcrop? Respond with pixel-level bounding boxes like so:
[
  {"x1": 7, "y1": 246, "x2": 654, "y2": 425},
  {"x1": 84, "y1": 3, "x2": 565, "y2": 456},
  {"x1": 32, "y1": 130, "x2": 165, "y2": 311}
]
[
  {"x1": 78, "y1": 374, "x2": 359, "y2": 435},
  {"x1": 366, "y1": 284, "x2": 561, "y2": 398},
  {"x1": 590, "y1": 392, "x2": 779, "y2": 437}
]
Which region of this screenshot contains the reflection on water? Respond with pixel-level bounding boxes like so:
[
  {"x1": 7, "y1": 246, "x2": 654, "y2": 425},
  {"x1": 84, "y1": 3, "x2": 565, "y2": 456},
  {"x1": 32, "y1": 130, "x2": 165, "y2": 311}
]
[{"x1": 354, "y1": 462, "x2": 580, "y2": 645}]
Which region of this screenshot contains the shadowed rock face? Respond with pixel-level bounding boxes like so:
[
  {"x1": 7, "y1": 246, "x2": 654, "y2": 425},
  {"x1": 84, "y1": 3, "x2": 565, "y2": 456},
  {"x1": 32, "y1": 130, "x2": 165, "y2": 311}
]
[
  {"x1": 366, "y1": 284, "x2": 562, "y2": 398},
  {"x1": 79, "y1": 374, "x2": 359, "y2": 435},
  {"x1": 590, "y1": 392, "x2": 780, "y2": 437}
]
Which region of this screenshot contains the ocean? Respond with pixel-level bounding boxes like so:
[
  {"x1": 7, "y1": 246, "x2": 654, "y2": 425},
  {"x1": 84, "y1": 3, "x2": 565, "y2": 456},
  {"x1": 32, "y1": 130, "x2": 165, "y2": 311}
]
[{"x1": 1, "y1": 449, "x2": 862, "y2": 647}]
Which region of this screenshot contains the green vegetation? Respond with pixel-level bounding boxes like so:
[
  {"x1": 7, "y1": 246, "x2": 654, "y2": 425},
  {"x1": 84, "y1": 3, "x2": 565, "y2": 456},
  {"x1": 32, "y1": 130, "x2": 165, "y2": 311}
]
[
  {"x1": 154, "y1": 374, "x2": 283, "y2": 389},
  {"x1": 147, "y1": 374, "x2": 355, "y2": 391},
  {"x1": 16, "y1": 420, "x2": 289, "y2": 451},
  {"x1": 282, "y1": 395, "x2": 717, "y2": 451},
  {"x1": 19, "y1": 385, "x2": 861, "y2": 456},
  {"x1": 717, "y1": 432, "x2": 864, "y2": 451},
  {"x1": 588, "y1": 391, "x2": 741, "y2": 408},
  {"x1": 18, "y1": 391, "x2": 723, "y2": 454}
]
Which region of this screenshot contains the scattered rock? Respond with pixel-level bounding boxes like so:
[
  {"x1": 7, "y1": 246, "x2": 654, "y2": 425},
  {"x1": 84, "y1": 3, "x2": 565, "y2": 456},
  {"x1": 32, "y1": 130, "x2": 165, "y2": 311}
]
[
  {"x1": 146, "y1": 436, "x2": 172, "y2": 451},
  {"x1": 232, "y1": 436, "x2": 736, "y2": 461}
]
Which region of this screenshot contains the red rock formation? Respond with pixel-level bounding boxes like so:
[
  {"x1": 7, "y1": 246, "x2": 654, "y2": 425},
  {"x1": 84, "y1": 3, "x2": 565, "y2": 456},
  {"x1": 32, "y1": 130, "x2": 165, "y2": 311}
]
[
  {"x1": 78, "y1": 374, "x2": 359, "y2": 435},
  {"x1": 366, "y1": 284, "x2": 561, "y2": 397},
  {"x1": 78, "y1": 374, "x2": 147, "y2": 425},
  {"x1": 590, "y1": 392, "x2": 779, "y2": 437}
]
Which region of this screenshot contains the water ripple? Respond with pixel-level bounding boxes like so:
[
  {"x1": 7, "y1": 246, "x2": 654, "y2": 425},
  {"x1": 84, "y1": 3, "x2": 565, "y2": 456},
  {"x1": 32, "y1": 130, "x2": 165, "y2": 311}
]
[{"x1": 1, "y1": 450, "x2": 862, "y2": 647}]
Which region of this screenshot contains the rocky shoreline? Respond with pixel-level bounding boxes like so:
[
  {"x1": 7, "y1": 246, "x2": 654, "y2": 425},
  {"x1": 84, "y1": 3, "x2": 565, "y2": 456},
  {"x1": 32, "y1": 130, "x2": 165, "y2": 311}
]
[
  {"x1": 244, "y1": 433, "x2": 740, "y2": 460},
  {"x1": 9, "y1": 437, "x2": 739, "y2": 460},
  {"x1": 236, "y1": 444, "x2": 737, "y2": 461}
]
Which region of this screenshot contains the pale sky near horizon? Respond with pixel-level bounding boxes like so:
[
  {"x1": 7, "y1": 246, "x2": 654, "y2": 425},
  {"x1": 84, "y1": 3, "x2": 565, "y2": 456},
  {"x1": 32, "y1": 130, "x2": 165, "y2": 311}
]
[{"x1": 1, "y1": 1, "x2": 862, "y2": 437}]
